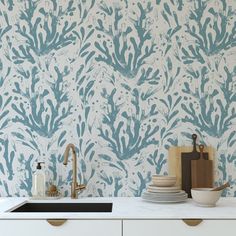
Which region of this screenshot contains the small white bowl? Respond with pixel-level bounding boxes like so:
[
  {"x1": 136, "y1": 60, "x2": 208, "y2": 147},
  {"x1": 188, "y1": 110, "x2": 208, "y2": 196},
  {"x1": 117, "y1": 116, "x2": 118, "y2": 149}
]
[
  {"x1": 191, "y1": 188, "x2": 222, "y2": 207},
  {"x1": 152, "y1": 175, "x2": 176, "y2": 187},
  {"x1": 152, "y1": 175, "x2": 176, "y2": 179}
]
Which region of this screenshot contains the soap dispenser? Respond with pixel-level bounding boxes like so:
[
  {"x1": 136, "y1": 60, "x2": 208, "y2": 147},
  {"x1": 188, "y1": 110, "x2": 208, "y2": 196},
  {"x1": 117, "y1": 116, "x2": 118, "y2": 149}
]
[{"x1": 32, "y1": 162, "x2": 46, "y2": 198}]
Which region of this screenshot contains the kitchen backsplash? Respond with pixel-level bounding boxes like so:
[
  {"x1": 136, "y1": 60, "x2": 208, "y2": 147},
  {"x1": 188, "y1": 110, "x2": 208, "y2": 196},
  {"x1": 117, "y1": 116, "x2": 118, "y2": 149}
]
[{"x1": 0, "y1": 0, "x2": 235, "y2": 197}]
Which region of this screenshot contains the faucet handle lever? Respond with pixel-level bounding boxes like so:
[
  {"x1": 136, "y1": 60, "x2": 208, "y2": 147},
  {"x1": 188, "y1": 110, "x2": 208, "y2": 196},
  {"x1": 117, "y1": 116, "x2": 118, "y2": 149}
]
[{"x1": 76, "y1": 184, "x2": 86, "y2": 191}]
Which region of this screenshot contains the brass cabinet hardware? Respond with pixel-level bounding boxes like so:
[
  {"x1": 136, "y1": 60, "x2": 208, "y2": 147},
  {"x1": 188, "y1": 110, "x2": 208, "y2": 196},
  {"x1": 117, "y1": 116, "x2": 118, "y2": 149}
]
[
  {"x1": 47, "y1": 219, "x2": 67, "y2": 226},
  {"x1": 182, "y1": 219, "x2": 203, "y2": 226}
]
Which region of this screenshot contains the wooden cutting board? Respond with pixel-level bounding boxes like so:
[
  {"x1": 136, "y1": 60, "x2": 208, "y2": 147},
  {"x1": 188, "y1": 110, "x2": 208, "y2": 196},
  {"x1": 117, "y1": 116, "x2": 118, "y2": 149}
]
[
  {"x1": 191, "y1": 144, "x2": 213, "y2": 188},
  {"x1": 168, "y1": 146, "x2": 215, "y2": 188}
]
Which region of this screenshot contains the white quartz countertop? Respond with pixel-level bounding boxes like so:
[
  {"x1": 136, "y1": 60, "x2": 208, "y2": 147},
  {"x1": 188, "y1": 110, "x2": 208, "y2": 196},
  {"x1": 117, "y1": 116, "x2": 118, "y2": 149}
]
[{"x1": 0, "y1": 197, "x2": 236, "y2": 219}]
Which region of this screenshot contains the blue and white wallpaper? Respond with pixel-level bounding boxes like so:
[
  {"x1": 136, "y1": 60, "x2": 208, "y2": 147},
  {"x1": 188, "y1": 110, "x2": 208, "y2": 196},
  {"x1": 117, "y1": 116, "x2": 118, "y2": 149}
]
[{"x1": 0, "y1": 0, "x2": 236, "y2": 197}]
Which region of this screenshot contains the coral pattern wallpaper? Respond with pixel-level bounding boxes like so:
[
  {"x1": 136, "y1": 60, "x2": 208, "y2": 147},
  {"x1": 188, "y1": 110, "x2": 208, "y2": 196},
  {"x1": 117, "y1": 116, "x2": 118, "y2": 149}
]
[{"x1": 0, "y1": 0, "x2": 236, "y2": 197}]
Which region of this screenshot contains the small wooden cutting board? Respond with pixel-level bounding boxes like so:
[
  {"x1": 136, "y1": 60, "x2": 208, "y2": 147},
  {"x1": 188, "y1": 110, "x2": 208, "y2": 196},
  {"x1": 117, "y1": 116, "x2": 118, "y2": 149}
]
[{"x1": 191, "y1": 145, "x2": 213, "y2": 188}]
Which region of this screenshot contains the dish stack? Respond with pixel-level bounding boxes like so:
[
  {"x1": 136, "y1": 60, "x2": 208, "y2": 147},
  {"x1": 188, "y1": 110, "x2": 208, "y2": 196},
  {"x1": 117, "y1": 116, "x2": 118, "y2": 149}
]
[{"x1": 142, "y1": 175, "x2": 188, "y2": 203}]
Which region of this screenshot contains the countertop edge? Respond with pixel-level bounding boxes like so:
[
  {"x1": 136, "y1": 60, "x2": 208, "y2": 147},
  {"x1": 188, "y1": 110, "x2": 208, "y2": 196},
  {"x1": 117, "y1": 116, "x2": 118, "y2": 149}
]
[{"x1": 0, "y1": 197, "x2": 236, "y2": 220}]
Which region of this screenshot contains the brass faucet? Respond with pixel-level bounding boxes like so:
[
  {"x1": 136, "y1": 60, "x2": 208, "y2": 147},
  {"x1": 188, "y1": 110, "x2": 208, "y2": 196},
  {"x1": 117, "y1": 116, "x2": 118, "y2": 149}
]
[{"x1": 63, "y1": 143, "x2": 86, "y2": 199}]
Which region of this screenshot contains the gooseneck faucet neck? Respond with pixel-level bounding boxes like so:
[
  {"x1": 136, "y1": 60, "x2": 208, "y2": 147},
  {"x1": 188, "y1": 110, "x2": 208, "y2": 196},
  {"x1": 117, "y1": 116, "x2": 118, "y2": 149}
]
[{"x1": 63, "y1": 143, "x2": 85, "y2": 199}]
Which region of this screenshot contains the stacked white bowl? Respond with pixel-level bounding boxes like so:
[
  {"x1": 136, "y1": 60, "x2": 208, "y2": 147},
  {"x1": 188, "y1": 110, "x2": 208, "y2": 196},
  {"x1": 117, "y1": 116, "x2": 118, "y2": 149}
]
[
  {"x1": 142, "y1": 175, "x2": 188, "y2": 203},
  {"x1": 152, "y1": 175, "x2": 177, "y2": 187}
]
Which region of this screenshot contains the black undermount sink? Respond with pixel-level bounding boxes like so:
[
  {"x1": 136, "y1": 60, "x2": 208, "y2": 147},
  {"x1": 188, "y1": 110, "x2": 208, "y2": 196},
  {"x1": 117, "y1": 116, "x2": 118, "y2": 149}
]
[{"x1": 10, "y1": 203, "x2": 113, "y2": 213}]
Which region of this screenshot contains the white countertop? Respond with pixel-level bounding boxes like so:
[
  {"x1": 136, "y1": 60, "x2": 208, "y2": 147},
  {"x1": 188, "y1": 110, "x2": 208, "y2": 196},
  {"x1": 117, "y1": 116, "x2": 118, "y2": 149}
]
[{"x1": 0, "y1": 197, "x2": 236, "y2": 220}]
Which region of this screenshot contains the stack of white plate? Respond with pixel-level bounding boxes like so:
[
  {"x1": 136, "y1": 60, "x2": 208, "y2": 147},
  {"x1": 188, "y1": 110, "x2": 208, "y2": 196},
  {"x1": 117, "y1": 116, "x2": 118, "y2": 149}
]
[
  {"x1": 142, "y1": 175, "x2": 188, "y2": 203},
  {"x1": 142, "y1": 187, "x2": 188, "y2": 203}
]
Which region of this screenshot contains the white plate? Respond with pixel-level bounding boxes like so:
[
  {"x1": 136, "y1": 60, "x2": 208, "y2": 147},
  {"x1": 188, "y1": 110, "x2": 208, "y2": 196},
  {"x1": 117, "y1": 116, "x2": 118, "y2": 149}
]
[
  {"x1": 143, "y1": 190, "x2": 186, "y2": 196},
  {"x1": 142, "y1": 195, "x2": 188, "y2": 200},
  {"x1": 148, "y1": 185, "x2": 180, "y2": 189},
  {"x1": 147, "y1": 185, "x2": 181, "y2": 192},
  {"x1": 143, "y1": 195, "x2": 187, "y2": 200},
  {"x1": 142, "y1": 197, "x2": 188, "y2": 202},
  {"x1": 142, "y1": 196, "x2": 187, "y2": 204}
]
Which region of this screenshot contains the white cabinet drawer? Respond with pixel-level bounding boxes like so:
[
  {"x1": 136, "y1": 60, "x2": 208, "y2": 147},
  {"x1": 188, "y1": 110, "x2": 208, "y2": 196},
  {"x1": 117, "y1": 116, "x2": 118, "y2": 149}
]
[
  {"x1": 123, "y1": 220, "x2": 236, "y2": 236},
  {"x1": 0, "y1": 219, "x2": 121, "y2": 236}
]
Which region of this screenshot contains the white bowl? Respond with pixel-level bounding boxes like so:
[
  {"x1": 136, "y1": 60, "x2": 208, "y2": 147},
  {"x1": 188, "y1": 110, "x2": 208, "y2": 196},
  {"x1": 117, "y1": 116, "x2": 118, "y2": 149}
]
[
  {"x1": 152, "y1": 175, "x2": 176, "y2": 187},
  {"x1": 152, "y1": 175, "x2": 176, "y2": 180},
  {"x1": 191, "y1": 188, "x2": 222, "y2": 207}
]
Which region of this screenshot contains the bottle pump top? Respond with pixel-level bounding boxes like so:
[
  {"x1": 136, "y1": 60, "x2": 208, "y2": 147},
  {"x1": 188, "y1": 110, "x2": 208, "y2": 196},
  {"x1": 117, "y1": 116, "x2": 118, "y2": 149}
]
[{"x1": 36, "y1": 162, "x2": 44, "y2": 170}]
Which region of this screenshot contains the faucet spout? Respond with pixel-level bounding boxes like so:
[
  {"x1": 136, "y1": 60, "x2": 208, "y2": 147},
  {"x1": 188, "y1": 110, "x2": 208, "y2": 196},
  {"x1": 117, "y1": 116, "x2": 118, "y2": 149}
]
[
  {"x1": 63, "y1": 143, "x2": 86, "y2": 199},
  {"x1": 63, "y1": 143, "x2": 76, "y2": 165}
]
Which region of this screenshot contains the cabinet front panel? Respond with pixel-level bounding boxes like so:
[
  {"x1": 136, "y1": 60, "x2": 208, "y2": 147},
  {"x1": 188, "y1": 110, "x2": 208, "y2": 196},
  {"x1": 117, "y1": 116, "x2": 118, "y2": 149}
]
[
  {"x1": 0, "y1": 220, "x2": 121, "y2": 236},
  {"x1": 123, "y1": 220, "x2": 236, "y2": 236}
]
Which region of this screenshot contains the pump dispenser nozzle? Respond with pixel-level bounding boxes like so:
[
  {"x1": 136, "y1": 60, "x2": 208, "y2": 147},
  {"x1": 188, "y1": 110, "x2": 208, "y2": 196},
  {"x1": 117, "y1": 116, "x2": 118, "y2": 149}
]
[{"x1": 36, "y1": 162, "x2": 45, "y2": 170}]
